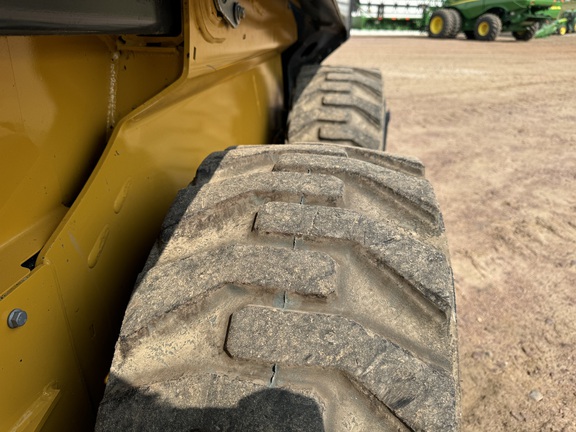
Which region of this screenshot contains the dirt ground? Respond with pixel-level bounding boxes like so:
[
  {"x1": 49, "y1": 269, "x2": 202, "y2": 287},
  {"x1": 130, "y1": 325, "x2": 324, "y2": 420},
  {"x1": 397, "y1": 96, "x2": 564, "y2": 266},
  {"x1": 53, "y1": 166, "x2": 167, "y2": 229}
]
[{"x1": 324, "y1": 34, "x2": 576, "y2": 431}]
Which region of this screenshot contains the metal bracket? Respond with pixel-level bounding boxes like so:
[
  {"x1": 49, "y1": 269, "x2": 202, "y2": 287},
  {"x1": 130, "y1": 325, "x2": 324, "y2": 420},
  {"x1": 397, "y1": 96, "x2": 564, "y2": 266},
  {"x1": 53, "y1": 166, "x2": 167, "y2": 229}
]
[{"x1": 214, "y1": 0, "x2": 246, "y2": 28}]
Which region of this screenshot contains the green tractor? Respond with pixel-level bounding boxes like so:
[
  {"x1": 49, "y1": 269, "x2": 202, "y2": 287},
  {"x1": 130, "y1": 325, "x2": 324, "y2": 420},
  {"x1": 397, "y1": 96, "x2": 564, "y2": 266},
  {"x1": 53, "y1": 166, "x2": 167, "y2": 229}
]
[
  {"x1": 557, "y1": 9, "x2": 576, "y2": 34},
  {"x1": 535, "y1": 16, "x2": 568, "y2": 37},
  {"x1": 536, "y1": 9, "x2": 576, "y2": 38},
  {"x1": 427, "y1": 0, "x2": 562, "y2": 41}
]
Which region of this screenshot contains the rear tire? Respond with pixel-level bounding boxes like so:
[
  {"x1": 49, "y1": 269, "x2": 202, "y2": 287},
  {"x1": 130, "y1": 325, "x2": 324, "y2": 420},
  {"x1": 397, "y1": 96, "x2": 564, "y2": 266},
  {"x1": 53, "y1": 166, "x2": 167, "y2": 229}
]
[
  {"x1": 96, "y1": 143, "x2": 460, "y2": 431},
  {"x1": 474, "y1": 13, "x2": 502, "y2": 41},
  {"x1": 287, "y1": 66, "x2": 388, "y2": 151}
]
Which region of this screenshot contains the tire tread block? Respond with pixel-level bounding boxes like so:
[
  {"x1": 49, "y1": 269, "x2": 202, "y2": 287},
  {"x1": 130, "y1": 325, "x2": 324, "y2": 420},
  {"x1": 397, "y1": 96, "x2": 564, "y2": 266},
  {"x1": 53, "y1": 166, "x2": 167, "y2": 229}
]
[
  {"x1": 322, "y1": 93, "x2": 381, "y2": 126},
  {"x1": 121, "y1": 245, "x2": 337, "y2": 343},
  {"x1": 273, "y1": 153, "x2": 442, "y2": 229},
  {"x1": 193, "y1": 145, "x2": 349, "y2": 185},
  {"x1": 318, "y1": 124, "x2": 380, "y2": 149},
  {"x1": 227, "y1": 305, "x2": 457, "y2": 432},
  {"x1": 255, "y1": 202, "x2": 453, "y2": 314},
  {"x1": 325, "y1": 71, "x2": 383, "y2": 97},
  {"x1": 163, "y1": 172, "x2": 345, "y2": 235},
  {"x1": 288, "y1": 66, "x2": 386, "y2": 151}
]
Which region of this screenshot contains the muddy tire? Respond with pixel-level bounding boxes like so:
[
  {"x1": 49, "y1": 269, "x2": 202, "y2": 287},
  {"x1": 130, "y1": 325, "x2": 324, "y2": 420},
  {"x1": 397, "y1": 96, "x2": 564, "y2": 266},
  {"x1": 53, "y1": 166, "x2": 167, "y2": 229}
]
[
  {"x1": 287, "y1": 66, "x2": 388, "y2": 151},
  {"x1": 96, "y1": 143, "x2": 460, "y2": 431}
]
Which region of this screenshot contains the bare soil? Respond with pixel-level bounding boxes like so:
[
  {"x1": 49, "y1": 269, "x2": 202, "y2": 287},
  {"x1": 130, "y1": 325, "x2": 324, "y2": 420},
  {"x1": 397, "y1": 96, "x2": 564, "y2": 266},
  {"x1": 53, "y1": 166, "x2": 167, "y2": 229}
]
[{"x1": 324, "y1": 34, "x2": 576, "y2": 431}]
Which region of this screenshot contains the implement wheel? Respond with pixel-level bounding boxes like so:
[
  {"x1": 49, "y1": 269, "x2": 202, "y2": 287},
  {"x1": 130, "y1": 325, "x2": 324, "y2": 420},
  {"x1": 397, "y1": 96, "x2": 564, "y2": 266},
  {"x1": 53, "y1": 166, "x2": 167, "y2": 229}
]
[
  {"x1": 474, "y1": 13, "x2": 502, "y2": 41},
  {"x1": 512, "y1": 25, "x2": 537, "y2": 41},
  {"x1": 428, "y1": 9, "x2": 456, "y2": 38}
]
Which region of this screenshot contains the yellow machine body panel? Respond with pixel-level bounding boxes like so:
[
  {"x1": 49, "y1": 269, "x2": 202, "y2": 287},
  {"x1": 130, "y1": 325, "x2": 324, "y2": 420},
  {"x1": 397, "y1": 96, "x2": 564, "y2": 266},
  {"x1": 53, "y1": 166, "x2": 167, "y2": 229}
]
[{"x1": 0, "y1": 0, "x2": 297, "y2": 429}]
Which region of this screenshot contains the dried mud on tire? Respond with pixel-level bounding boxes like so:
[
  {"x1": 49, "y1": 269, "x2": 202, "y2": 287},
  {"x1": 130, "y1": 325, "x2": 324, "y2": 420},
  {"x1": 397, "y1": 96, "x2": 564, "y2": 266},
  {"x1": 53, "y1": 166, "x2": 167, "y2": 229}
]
[{"x1": 96, "y1": 144, "x2": 459, "y2": 431}]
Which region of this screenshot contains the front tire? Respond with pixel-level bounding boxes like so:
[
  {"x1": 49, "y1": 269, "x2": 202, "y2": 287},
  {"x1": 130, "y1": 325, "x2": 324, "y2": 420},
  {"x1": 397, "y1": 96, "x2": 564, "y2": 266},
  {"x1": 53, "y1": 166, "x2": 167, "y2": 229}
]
[
  {"x1": 96, "y1": 142, "x2": 460, "y2": 431},
  {"x1": 428, "y1": 9, "x2": 456, "y2": 38},
  {"x1": 474, "y1": 13, "x2": 502, "y2": 41}
]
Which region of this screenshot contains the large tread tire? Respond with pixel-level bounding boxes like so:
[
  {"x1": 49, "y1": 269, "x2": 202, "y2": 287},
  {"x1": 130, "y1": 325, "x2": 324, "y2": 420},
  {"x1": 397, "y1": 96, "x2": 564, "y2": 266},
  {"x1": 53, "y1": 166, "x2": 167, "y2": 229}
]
[
  {"x1": 428, "y1": 9, "x2": 456, "y2": 39},
  {"x1": 474, "y1": 13, "x2": 502, "y2": 41},
  {"x1": 96, "y1": 144, "x2": 460, "y2": 431},
  {"x1": 445, "y1": 9, "x2": 462, "y2": 38},
  {"x1": 287, "y1": 66, "x2": 388, "y2": 151}
]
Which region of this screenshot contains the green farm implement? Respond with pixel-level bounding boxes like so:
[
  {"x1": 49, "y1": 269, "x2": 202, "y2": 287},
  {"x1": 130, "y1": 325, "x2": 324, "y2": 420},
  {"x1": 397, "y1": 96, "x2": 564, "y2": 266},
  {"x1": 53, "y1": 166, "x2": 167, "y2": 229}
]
[
  {"x1": 536, "y1": 9, "x2": 576, "y2": 37},
  {"x1": 352, "y1": 1, "x2": 441, "y2": 31},
  {"x1": 353, "y1": 0, "x2": 563, "y2": 41}
]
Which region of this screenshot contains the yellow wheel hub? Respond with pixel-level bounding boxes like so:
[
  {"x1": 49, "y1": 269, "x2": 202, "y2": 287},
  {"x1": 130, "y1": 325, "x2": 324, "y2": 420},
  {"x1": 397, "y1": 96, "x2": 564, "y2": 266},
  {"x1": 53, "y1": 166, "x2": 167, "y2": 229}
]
[
  {"x1": 477, "y1": 21, "x2": 490, "y2": 37},
  {"x1": 559, "y1": 26, "x2": 566, "y2": 35},
  {"x1": 430, "y1": 16, "x2": 444, "y2": 35}
]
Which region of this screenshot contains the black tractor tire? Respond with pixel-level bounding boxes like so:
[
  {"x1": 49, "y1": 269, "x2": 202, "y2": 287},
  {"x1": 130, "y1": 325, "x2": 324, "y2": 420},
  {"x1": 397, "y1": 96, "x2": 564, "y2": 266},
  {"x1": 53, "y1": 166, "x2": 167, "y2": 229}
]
[
  {"x1": 464, "y1": 30, "x2": 475, "y2": 39},
  {"x1": 474, "y1": 13, "x2": 502, "y2": 41},
  {"x1": 96, "y1": 143, "x2": 460, "y2": 431},
  {"x1": 287, "y1": 66, "x2": 388, "y2": 151},
  {"x1": 445, "y1": 9, "x2": 462, "y2": 38},
  {"x1": 512, "y1": 25, "x2": 537, "y2": 41},
  {"x1": 428, "y1": 8, "x2": 456, "y2": 39}
]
